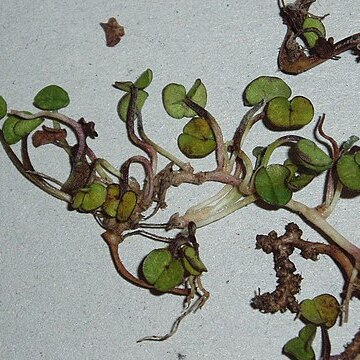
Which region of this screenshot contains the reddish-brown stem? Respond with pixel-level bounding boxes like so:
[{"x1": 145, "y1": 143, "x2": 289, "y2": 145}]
[{"x1": 102, "y1": 231, "x2": 190, "y2": 296}]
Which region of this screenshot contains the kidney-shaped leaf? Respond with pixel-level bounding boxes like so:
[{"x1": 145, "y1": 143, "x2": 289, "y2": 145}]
[
  {"x1": 243, "y1": 76, "x2": 292, "y2": 106},
  {"x1": 33, "y1": 85, "x2": 70, "y2": 110},
  {"x1": 266, "y1": 96, "x2": 314, "y2": 129},
  {"x1": 178, "y1": 117, "x2": 216, "y2": 158},
  {"x1": 299, "y1": 294, "x2": 340, "y2": 328},
  {"x1": 255, "y1": 164, "x2": 293, "y2": 206}
]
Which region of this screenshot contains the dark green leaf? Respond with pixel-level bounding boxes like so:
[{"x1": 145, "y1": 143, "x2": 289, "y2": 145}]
[
  {"x1": 178, "y1": 117, "x2": 216, "y2": 158},
  {"x1": 255, "y1": 164, "x2": 293, "y2": 206},
  {"x1": 283, "y1": 324, "x2": 316, "y2": 360},
  {"x1": 33, "y1": 85, "x2": 70, "y2": 110},
  {"x1": 265, "y1": 96, "x2": 314, "y2": 129},
  {"x1": 336, "y1": 153, "x2": 360, "y2": 191},
  {"x1": 243, "y1": 76, "x2": 291, "y2": 106},
  {"x1": 134, "y1": 68, "x2": 153, "y2": 90},
  {"x1": 295, "y1": 139, "x2": 332, "y2": 172}
]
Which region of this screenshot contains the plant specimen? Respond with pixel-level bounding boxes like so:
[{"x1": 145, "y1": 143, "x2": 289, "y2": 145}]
[
  {"x1": 278, "y1": 0, "x2": 360, "y2": 74},
  {"x1": 1, "y1": 68, "x2": 359, "y2": 358}
]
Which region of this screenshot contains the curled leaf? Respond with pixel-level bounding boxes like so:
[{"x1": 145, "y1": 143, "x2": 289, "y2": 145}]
[
  {"x1": 294, "y1": 139, "x2": 332, "y2": 172},
  {"x1": 103, "y1": 184, "x2": 121, "y2": 217},
  {"x1": 142, "y1": 249, "x2": 184, "y2": 292},
  {"x1": 33, "y1": 85, "x2": 70, "y2": 110},
  {"x1": 336, "y1": 152, "x2": 360, "y2": 191},
  {"x1": 32, "y1": 126, "x2": 67, "y2": 147},
  {"x1": 178, "y1": 117, "x2": 216, "y2": 158},
  {"x1": 283, "y1": 324, "x2": 316, "y2": 360},
  {"x1": 100, "y1": 17, "x2": 125, "y2": 47},
  {"x1": 284, "y1": 159, "x2": 315, "y2": 191},
  {"x1": 302, "y1": 17, "x2": 326, "y2": 49},
  {"x1": 299, "y1": 294, "x2": 340, "y2": 328},
  {"x1": 2, "y1": 114, "x2": 44, "y2": 144},
  {"x1": 243, "y1": 76, "x2": 291, "y2": 106},
  {"x1": 181, "y1": 246, "x2": 207, "y2": 276},
  {"x1": 255, "y1": 164, "x2": 293, "y2": 206},
  {"x1": 265, "y1": 96, "x2": 314, "y2": 129}
]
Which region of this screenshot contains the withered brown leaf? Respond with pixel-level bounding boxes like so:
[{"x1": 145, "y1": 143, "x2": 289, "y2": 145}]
[
  {"x1": 100, "y1": 17, "x2": 125, "y2": 47},
  {"x1": 32, "y1": 126, "x2": 67, "y2": 148}
]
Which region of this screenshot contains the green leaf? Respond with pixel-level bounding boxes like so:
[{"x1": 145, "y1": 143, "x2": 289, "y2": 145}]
[
  {"x1": 283, "y1": 324, "x2": 316, "y2": 360},
  {"x1": 113, "y1": 81, "x2": 133, "y2": 92},
  {"x1": 265, "y1": 96, "x2": 314, "y2": 129},
  {"x1": 182, "y1": 246, "x2": 208, "y2": 276},
  {"x1": 2, "y1": 114, "x2": 44, "y2": 144},
  {"x1": 302, "y1": 17, "x2": 326, "y2": 48},
  {"x1": 33, "y1": 85, "x2": 70, "y2": 110},
  {"x1": 134, "y1": 68, "x2": 153, "y2": 90},
  {"x1": 284, "y1": 159, "x2": 315, "y2": 191},
  {"x1": 142, "y1": 249, "x2": 184, "y2": 292},
  {"x1": 117, "y1": 190, "x2": 137, "y2": 222},
  {"x1": 178, "y1": 117, "x2": 216, "y2": 158},
  {"x1": 162, "y1": 79, "x2": 207, "y2": 119},
  {"x1": 299, "y1": 294, "x2": 340, "y2": 328},
  {"x1": 294, "y1": 139, "x2": 333, "y2": 172},
  {"x1": 184, "y1": 79, "x2": 207, "y2": 118},
  {"x1": 117, "y1": 90, "x2": 149, "y2": 122},
  {"x1": 0, "y1": 96, "x2": 7, "y2": 119},
  {"x1": 243, "y1": 76, "x2": 292, "y2": 106},
  {"x1": 255, "y1": 164, "x2": 293, "y2": 206},
  {"x1": 72, "y1": 182, "x2": 107, "y2": 212},
  {"x1": 336, "y1": 152, "x2": 360, "y2": 191}
]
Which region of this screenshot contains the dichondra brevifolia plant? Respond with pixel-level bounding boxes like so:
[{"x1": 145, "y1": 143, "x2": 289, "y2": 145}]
[{"x1": 1, "y1": 1, "x2": 360, "y2": 359}]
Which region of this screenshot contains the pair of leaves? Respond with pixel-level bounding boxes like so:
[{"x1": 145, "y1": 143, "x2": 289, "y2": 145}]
[
  {"x1": 255, "y1": 139, "x2": 332, "y2": 206},
  {"x1": 116, "y1": 69, "x2": 153, "y2": 122},
  {"x1": 162, "y1": 79, "x2": 207, "y2": 119},
  {"x1": 178, "y1": 117, "x2": 216, "y2": 158},
  {"x1": 1, "y1": 85, "x2": 69, "y2": 145},
  {"x1": 72, "y1": 182, "x2": 107, "y2": 212},
  {"x1": 265, "y1": 96, "x2": 314, "y2": 129},
  {"x1": 142, "y1": 246, "x2": 207, "y2": 292},
  {"x1": 102, "y1": 183, "x2": 137, "y2": 222}
]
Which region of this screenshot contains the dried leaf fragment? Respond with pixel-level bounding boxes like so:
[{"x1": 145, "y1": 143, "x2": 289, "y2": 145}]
[
  {"x1": 100, "y1": 17, "x2": 125, "y2": 47},
  {"x1": 32, "y1": 126, "x2": 67, "y2": 147}
]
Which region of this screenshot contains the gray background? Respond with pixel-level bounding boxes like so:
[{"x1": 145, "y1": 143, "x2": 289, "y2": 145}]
[{"x1": 0, "y1": 1, "x2": 359, "y2": 359}]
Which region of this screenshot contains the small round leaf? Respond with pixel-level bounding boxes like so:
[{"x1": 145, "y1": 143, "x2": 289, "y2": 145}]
[
  {"x1": 243, "y1": 76, "x2": 292, "y2": 106},
  {"x1": 162, "y1": 83, "x2": 187, "y2": 119},
  {"x1": 178, "y1": 117, "x2": 216, "y2": 158},
  {"x1": 266, "y1": 96, "x2": 314, "y2": 129},
  {"x1": 336, "y1": 152, "x2": 360, "y2": 191},
  {"x1": 33, "y1": 85, "x2": 70, "y2": 110},
  {"x1": 255, "y1": 164, "x2": 293, "y2": 206},
  {"x1": 72, "y1": 183, "x2": 107, "y2": 212}
]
